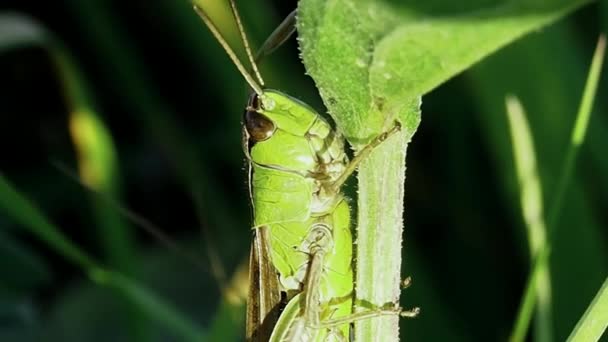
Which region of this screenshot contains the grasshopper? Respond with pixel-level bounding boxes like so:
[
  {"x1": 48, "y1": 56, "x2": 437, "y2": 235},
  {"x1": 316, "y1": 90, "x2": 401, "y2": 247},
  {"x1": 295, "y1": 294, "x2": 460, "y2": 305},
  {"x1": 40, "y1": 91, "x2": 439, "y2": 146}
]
[{"x1": 193, "y1": 2, "x2": 418, "y2": 340}]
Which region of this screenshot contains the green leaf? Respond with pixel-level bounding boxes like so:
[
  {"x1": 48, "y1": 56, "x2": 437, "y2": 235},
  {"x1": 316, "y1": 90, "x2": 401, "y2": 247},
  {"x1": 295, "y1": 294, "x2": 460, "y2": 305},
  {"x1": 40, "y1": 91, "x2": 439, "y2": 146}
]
[
  {"x1": 567, "y1": 277, "x2": 608, "y2": 342},
  {"x1": 298, "y1": 0, "x2": 592, "y2": 144}
]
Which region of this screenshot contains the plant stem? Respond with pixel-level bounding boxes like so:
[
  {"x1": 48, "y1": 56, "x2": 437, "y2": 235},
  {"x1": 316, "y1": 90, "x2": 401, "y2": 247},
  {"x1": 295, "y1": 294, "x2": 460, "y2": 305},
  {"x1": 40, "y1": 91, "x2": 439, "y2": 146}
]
[{"x1": 355, "y1": 129, "x2": 410, "y2": 341}]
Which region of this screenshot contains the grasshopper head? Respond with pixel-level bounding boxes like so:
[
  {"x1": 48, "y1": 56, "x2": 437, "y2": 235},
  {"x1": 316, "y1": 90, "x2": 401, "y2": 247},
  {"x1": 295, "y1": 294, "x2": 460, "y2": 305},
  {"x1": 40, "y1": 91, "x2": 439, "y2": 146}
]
[{"x1": 244, "y1": 90, "x2": 318, "y2": 143}]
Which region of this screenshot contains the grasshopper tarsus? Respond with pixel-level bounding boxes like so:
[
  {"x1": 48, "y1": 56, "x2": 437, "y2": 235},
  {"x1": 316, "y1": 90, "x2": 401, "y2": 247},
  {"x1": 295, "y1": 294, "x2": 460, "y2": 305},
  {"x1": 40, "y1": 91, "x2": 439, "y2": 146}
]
[
  {"x1": 400, "y1": 276, "x2": 413, "y2": 289},
  {"x1": 400, "y1": 306, "x2": 421, "y2": 318}
]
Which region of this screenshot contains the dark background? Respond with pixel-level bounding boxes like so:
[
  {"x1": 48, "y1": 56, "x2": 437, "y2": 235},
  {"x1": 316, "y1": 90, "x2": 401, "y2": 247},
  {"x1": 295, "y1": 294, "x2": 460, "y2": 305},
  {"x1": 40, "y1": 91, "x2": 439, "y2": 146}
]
[{"x1": 1, "y1": 0, "x2": 607, "y2": 341}]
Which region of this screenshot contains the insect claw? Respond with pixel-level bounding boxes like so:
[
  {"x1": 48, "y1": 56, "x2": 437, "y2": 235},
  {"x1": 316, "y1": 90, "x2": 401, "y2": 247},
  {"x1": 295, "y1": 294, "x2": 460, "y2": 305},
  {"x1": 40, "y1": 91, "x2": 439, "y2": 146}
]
[
  {"x1": 400, "y1": 306, "x2": 421, "y2": 318},
  {"x1": 393, "y1": 120, "x2": 402, "y2": 131},
  {"x1": 400, "y1": 276, "x2": 413, "y2": 289},
  {"x1": 379, "y1": 121, "x2": 402, "y2": 141}
]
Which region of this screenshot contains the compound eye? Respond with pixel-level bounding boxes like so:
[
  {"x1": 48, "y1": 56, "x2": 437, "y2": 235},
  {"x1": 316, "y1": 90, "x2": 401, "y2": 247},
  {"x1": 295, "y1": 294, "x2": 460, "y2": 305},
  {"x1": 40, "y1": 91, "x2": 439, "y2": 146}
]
[{"x1": 244, "y1": 110, "x2": 275, "y2": 142}]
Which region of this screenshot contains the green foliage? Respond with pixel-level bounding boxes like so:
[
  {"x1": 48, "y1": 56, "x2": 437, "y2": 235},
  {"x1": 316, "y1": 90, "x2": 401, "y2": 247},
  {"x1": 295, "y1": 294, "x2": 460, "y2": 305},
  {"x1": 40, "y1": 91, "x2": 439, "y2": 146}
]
[
  {"x1": 0, "y1": 174, "x2": 96, "y2": 270},
  {"x1": 298, "y1": 0, "x2": 600, "y2": 340},
  {"x1": 505, "y1": 96, "x2": 552, "y2": 342},
  {"x1": 509, "y1": 35, "x2": 605, "y2": 342},
  {"x1": 0, "y1": 175, "x2": 205, "y2": 341},
  {"x1": 567, "y1": 277, "x2": 608, "y2": 341},
  {"x1": 0, "y1": 13, "x2": 207, "y2": 341},
  {"x1": 298, "y1": 0, "x2": 592, "y2": 144}
]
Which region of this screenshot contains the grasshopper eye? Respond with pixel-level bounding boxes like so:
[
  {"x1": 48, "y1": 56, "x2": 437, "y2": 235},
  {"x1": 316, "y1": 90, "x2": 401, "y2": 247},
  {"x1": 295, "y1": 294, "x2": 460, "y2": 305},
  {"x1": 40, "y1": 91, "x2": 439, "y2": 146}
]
[{"x1": 244, "y1": 110, "x2": 275, "y2": 142}]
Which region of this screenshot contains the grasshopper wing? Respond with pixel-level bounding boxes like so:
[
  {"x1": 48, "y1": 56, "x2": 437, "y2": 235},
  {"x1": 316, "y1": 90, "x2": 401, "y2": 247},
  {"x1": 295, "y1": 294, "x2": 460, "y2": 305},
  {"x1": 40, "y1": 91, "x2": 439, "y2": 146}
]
[{"x1": 247, "y1": 225, "x2": 282, "y2": 341}]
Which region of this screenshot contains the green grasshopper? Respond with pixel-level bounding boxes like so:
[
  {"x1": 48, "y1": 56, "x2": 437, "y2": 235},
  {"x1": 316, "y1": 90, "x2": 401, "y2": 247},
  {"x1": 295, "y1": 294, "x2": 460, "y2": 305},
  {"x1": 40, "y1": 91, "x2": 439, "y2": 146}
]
[{"x1": 194, "y1": 2, "x2": 418, "y2": 340}]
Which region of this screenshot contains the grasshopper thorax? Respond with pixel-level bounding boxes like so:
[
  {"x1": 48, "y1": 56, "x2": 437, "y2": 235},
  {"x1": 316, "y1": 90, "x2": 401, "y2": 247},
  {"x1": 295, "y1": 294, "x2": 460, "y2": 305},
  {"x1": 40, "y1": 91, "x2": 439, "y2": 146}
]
[{"x1": 243, "y1": 90, "x2": 348, "y2": 190}]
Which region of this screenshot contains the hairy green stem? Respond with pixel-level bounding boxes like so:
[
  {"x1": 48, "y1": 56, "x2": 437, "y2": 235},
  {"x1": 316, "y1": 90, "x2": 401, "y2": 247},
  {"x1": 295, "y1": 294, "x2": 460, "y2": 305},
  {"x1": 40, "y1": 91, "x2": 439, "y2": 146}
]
[{"x1": 355, "y1": 130, "x2": 410, "y2": 341}]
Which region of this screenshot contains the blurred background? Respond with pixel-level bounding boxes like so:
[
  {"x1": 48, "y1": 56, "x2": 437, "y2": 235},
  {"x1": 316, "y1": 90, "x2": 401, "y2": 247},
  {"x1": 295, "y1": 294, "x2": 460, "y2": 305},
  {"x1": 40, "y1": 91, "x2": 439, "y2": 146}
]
[{"x1": 0, "y1": 0, "x2": 607, "y2": 341}]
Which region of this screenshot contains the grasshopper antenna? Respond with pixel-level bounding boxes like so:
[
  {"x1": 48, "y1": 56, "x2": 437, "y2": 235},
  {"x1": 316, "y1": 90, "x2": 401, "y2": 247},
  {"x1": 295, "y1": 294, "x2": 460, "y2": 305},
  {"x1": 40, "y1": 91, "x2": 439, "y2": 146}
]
[
  {"x1": 193, "y1": 3, "x2": 264, "y2": 95},
  {"x1": 227, "y1": 0, "x2": 265, "y2": 86},
  {"x1": 254, "y1": 9, "x2": 296, "y2": 64}
]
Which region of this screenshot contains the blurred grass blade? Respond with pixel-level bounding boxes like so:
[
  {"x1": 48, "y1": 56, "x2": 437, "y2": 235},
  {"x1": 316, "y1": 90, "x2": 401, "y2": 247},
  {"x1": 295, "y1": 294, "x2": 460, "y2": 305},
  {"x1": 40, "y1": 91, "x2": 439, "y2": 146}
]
[
  {"x1": 68, "y1": 107, "x2": 136, "y2": 270},
  {"x1": 510, "y1": 34, "x2": 606, "y2": 342},
  {"x1": 547, "y1": 34, "x2": 606, "y2": 229},
  {"x1": 0, "y1": 14, "x2": 242, "y2": 340},
  {"x1": 1, "y1": 12, "x2": 144, "y2": 338},
  {"x1": 0, "y1": 174, "x2": 205, "y2": 341},
  {"x1": 505, "y1": 96, "x2": 552, "y2": 342},
  {"x1": 53, "y1": 47, "x2": 137, "y2": 276},
  {"x1": 0, "y1": 174, "x2": 98, "y2": 270},
  {"x1": 0, "y1": 230, "x2": 51, "y2": 292},
  {"x1": 60, "y1": 0, "x2": 240, "y2": 230},
  {"x1": 206, "y1": 259, "x2": 249, "y2": 341},
  {"x1": 52, "y1": 160, "x2": 212, "y2": 274},
  {"x1": 0, "y1": 9, "x2": 135, "y2": 285},
  {"x1": 60, "y1": 0, "x2": 241, "y2": 294},
  {"x1": 567, "y1": 277, "x2": 608, "y2": 342},
  {"x1": 89, "y1": 269, "x2": 205, "y2": 342},
  {"x1": 0, "y1": 12, "x2": 49, "y2": 49}
]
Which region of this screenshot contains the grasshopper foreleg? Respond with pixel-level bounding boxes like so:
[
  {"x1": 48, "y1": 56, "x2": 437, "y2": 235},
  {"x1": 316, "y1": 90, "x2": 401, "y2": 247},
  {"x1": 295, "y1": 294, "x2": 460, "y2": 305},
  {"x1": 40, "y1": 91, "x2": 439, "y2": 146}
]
[{"x1": 328, "y1": 122, "x2": 402, "y2": 194}]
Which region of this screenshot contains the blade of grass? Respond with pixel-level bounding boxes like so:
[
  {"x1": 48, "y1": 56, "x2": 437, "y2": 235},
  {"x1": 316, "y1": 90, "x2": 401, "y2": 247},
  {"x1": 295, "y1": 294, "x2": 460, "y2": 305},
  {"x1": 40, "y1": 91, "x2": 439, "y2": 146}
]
[
  {"x1": 505, "y1": 96, "x2": 552, "y2": 342},
  {"x1": 51, "y1": 160, "x2": 212, "y2": 274},
  {"x1": 0, "y1": 174, "x2": 98, "y2": 270},
  {"x1": 206, "y1": 259, "x2": 249, "y2": 341},
  {"x1": 467, "y1": 25, "x2": 605, "y2": 340},
  {"x1": 0, "y1": 230, "x2": 51, "y2": 292},
  {"x1": 0, "y1": 10, "x2": 133, "y2": 288},
  {"x1": 53, "y1": 47, "x2": 136, "y2": 274},
  {"x1": 60, "y1": 0, "x2": 242, "y2": 226},
  {"x1": 567, "y1": 277, "x2": 608, "y2": 342},
  {"x1": 1, "y1": 13, "x2": 147, "y2": 338},
  {"x1": 510, "y1": 34, "x2": 606, "y2": 342},
  {"x1": 61, "y1": 0, "x2": 243, "y2": 293},
  {"x1": 55, "y1": 55, "x2": 153, "y2": 340},
  {"x1": 546, "y1": 34, "x2": 606, "y2": 230},
  {"x1": 0, "y1": 174, "x2": 205, "y2": 341},
  {"x1": 2, "y1": 11, "x2": 243, "y2": 337},
  {"x1": 89, "y1": 268, "x2": 205, "y2": 342}
]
